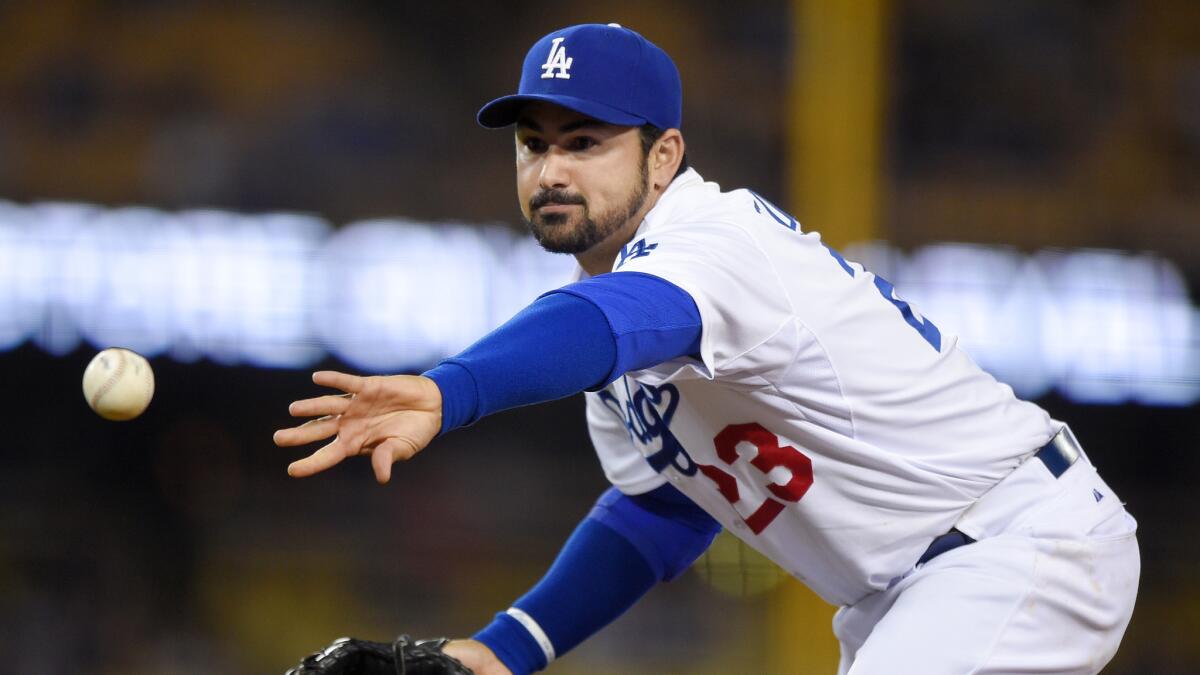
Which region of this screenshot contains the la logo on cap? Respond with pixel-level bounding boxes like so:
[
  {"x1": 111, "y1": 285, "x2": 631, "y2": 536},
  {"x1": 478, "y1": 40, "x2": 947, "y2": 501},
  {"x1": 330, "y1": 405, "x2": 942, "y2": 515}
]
[{"x1": 540, "y1": 37, "x2": 573, "y2": 79}]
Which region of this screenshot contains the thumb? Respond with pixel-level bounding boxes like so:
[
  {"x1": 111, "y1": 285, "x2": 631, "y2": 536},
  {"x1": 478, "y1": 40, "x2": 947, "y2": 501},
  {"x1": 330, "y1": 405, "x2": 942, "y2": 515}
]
[
  {"x1": 371, "y1": 443, "x2": 395, "y2": 484},
  {"x1": 370, "y1": 437, "x2": 421, "y2": 484}
]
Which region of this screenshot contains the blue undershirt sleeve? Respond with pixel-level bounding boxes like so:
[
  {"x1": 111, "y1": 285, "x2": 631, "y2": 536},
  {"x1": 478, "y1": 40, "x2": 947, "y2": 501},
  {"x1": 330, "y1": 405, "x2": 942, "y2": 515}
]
[
  {"x1": 551, "y1": 272, "x2": 704, "y2": 384},
  {"x1": 472, "y1": 484, "x2": 719, "y2": 674},
  {"x1": 424, "y1": 272, "x2": 701, "y2": 434},
  {"x1": 589, "y1": 483, "x2": 723, "y2": 581}
]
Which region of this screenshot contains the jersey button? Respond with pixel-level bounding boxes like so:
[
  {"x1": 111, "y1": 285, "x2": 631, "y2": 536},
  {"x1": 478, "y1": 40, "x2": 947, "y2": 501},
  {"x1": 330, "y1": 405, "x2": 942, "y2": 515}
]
[{"x1": 733, "y1": 521, "x2": 747, "y2": 530}]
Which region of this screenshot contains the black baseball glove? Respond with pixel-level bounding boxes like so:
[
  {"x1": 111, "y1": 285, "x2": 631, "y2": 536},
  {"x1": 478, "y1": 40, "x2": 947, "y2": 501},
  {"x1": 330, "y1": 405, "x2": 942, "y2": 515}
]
[{"x1": 285, "y1": 635, "x2": 473, "y2": 675}]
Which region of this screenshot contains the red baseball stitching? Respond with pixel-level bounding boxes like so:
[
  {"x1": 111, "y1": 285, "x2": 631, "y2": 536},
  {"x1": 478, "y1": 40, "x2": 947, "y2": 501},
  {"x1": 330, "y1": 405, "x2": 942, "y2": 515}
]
[{"x1": 90, "y1": 349, "x2": 128, "y2": 412}]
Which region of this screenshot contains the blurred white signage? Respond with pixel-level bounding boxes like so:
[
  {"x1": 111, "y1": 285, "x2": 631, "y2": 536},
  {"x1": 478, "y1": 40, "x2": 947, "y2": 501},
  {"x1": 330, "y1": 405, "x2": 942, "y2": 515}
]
[{"x1": 0, "y1": 200, "x2": 1196, "y2": 406}]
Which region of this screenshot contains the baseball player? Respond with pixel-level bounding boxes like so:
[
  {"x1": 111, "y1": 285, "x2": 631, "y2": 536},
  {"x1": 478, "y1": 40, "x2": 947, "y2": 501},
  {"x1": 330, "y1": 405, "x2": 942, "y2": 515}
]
[{"x1": 276, "y1": 24, "x2": 1140, "y2": 675}]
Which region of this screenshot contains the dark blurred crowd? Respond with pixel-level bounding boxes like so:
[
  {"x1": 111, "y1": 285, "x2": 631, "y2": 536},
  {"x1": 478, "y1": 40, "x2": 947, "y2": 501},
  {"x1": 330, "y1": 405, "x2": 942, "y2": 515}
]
[
  {"x1": 892, "y1": 0, "x2": 1200, "y2": 268},
  {"x1": 0, "y1": 1, "x2": 1197, "y2": 272},
  {"x1": 0, "y1": 0, "x2": 790, "y2": 227}
]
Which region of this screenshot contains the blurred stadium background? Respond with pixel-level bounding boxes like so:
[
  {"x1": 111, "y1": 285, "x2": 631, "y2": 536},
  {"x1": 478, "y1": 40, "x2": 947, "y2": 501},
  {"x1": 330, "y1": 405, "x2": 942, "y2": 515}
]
[{"x1": 1, "y1": 1, "x2": 1197, "y2": 673}]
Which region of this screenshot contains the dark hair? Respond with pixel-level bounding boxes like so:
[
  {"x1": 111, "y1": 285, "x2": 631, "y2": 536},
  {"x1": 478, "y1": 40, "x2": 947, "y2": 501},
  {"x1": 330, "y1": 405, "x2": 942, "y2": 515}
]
[{"x1": 639, "y1": 124, "x2": 689, "y2": 178}]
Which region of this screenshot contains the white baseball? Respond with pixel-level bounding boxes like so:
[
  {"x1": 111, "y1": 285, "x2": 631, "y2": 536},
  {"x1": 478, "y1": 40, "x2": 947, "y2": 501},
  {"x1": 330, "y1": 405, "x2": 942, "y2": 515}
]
[{"x1": 82, "y1": 348, "x2": 155, "y2": 421}]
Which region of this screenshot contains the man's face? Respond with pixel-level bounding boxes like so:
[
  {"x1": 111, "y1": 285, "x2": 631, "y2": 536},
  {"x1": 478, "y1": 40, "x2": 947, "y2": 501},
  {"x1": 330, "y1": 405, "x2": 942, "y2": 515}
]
[{"x1": 514, "y1": 102, "x2": 649, "y2": 254}]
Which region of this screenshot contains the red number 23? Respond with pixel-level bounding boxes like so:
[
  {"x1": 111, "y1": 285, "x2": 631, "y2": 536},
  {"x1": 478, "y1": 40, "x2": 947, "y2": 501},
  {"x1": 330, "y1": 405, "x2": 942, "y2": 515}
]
[{"x1": 697, "y1": 423, "x2": 813, "y2": 535}]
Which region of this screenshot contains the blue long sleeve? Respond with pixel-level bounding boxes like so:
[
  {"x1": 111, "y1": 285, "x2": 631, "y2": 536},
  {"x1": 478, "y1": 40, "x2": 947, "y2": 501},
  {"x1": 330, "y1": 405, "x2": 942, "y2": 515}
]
[
  {"x1": 473, "y1": 484, "x2": 721, "y2": 674},
  {"x1": 425, "y1": 272, "x2": 702, "y2": 434}
]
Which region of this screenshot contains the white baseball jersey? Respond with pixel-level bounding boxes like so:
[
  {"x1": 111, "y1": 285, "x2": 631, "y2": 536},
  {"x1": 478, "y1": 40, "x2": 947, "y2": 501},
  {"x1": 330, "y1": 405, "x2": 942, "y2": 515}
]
[{"x1": 584, "y1": 168, "x2": 1062, "y2": 607}]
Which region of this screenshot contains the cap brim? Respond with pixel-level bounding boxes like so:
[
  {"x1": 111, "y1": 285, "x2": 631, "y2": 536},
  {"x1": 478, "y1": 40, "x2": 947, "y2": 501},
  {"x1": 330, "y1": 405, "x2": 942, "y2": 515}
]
[{"x1": 477, "y1": 94, "x2": 647, "y2": 129}]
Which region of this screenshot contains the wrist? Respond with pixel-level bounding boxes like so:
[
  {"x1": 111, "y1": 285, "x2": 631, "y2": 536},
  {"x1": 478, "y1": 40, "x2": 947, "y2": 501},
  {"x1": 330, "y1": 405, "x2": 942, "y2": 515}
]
[
  {"x1": 416, "y1": 373, "x2": 444, "y2": 429},
  {"x1": 442, "y1": 639, "x2": 514, "y2": 675},
  {"x1": 422, "y1": 361, "x2": 479, "y2": 434},
  {"x1": 474, "y1": 610, "x2": 551, "y2": 674}
]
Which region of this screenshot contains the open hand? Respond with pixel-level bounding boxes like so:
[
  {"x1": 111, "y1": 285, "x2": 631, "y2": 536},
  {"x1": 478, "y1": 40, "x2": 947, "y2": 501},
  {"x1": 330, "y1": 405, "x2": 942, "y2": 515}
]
[{"x1": 273, "y1": 371, "x2": 443, "y2": 483}]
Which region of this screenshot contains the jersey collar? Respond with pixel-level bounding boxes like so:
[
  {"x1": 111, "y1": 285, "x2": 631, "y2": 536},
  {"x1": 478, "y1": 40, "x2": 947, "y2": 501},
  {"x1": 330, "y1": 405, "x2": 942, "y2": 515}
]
[
  {"x1": 633, "y1": 167, "x2": 705, "y2": 239},
  {"x1": 572, "y1": 167, "x2": 708, "y2": 280}
]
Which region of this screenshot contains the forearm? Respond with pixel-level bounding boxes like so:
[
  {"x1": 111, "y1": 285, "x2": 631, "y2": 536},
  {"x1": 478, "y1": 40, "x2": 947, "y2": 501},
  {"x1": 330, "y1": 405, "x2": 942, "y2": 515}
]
[
  {"x1": 425, "y1": 291, "x2": 615, "y2": 433},
  {"x1": 425, "y1": 272, "x2": 702, "y2": 434},
  {"x1": 474, "y1": 518, "x2": 656, "y2": 673},
  {"x1": 473, "y1": 485, "x2": 721, "y2": 674}
]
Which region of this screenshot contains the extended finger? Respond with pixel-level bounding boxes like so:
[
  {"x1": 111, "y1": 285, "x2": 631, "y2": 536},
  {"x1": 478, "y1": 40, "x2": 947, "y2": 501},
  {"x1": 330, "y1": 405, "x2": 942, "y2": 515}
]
[
  {"x1": 273, "y1": 416, "x2": 340, "y2": 447},
  {"x1": 288, "y1": 394, "x2": 352, "y2": 418},
  {"x1": 287, "y1": 439, "x2": 349, "y2": 478},
  {"x1": 312, "y1": 370, "x2": 366, "y2": 394}
]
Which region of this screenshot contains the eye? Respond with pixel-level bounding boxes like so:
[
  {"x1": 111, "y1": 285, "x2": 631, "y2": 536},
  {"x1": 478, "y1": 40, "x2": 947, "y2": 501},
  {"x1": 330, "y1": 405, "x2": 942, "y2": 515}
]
[
  {"x1": 522, "y1": 137, "x2": 548, "y2": 153},
  {"x1": 569, "y1": 136, "x2": 596, "y2": 151}
]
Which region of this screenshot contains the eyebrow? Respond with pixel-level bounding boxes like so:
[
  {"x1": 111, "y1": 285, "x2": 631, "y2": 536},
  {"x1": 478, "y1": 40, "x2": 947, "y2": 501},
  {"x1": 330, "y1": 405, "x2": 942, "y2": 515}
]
[
  {"x1": 515, "y1": 117, "x2": 606, "y2": 134},
  {"x1": 559, "y1": 118, "x2": 604, "y2": 133},
  {"x1": 515, "y1": 117, "x2": 542, "y2": 132}
]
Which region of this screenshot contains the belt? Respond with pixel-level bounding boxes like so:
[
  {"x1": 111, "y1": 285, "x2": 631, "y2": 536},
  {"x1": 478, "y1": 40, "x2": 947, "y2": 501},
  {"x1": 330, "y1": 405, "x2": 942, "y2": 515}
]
[{"x1": 916, "y1": 427, "x2": 1081, "y2": 566}]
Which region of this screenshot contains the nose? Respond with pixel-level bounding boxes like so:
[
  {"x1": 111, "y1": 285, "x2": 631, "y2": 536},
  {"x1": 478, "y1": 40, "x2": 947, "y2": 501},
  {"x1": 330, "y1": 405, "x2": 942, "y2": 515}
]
[{"x1": 538, "y1": 146, "x2": 571, "y2": 190}]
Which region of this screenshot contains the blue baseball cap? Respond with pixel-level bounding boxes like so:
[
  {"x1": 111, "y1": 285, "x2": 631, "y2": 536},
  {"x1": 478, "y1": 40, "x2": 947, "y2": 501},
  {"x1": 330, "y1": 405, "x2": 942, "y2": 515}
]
[{"x1": 477, "y1": 23, "x2": 682, "y2": 131}]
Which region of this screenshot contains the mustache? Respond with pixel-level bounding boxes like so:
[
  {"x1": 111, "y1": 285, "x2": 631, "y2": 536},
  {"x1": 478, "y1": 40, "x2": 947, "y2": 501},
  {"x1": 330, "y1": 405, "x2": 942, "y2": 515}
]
[{"x1": 530, "y1": 189, "x2": 586, "y2": 211}]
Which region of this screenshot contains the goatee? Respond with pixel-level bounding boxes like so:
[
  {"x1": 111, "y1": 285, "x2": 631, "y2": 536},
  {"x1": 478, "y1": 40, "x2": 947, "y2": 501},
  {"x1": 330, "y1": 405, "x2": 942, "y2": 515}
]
[{"x1": 524, "y1": 160, "x2": 650, "y2": 254}]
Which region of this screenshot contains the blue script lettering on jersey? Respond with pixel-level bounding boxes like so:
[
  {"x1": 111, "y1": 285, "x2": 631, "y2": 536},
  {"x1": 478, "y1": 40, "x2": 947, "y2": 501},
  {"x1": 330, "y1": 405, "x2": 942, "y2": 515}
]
[
  {"x1": 599, "y1": 377, "x2": 699, "y2": 476},
  {"x1": 748, "y1": 191, "x2": 943, "y2": 351},
  {"x1": 749, "y1": 190, "x2": 798, "y2": 231},
  {"x1": 822, "y1": 244, "x2": 941, "y2": 351},
  {"x1": 616, "y1": 238, "x2": 658, "y2": 269},
  {"x1": 870, "y1": 275, "x2": 942, "y2": 351}
]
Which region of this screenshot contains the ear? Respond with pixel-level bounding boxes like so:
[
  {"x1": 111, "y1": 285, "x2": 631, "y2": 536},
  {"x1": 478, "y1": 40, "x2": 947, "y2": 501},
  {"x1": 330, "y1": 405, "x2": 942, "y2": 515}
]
[{"x1": 650, "y1": 129, "x2": 685, "y2": 190}]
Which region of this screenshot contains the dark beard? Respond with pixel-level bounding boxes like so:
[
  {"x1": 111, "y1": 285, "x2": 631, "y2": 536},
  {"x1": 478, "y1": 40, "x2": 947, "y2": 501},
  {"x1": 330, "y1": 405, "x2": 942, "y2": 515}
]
[{"x1": 524, "y1": 157, "x2": 650, "y2": 254}]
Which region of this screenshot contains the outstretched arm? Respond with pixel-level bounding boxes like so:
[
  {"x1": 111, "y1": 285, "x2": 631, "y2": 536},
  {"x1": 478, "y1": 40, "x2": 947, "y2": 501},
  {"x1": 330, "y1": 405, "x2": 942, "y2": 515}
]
[
  {"x1": 274, "y1": 272, "x2": 702, "y2": 482},
  {"x1": 445, "y1": 483, "x2": 721, "y2": 675}
]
